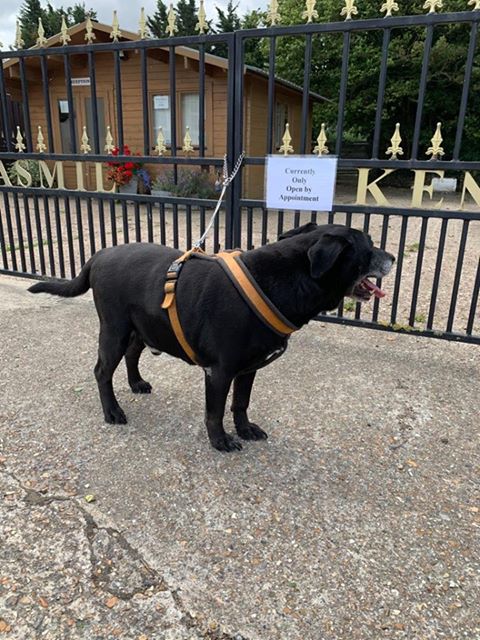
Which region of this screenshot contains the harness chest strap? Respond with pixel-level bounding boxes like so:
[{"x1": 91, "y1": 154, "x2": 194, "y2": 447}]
[{"x1": 161, "y1": 250, "x2": 299, "y2": 364}]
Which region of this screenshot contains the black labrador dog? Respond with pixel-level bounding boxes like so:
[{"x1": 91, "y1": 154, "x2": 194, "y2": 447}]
[{"x1": 29, "y1": 223, "x2": 395, "y2": 452}]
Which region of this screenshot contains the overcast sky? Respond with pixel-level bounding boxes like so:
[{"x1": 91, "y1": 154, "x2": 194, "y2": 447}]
[{"x1": 0, "y1": 1, "x2": 268, "y2": 49}]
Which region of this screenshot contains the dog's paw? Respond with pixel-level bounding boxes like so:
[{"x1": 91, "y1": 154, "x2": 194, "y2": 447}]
[
  {"x1": 210, "y1": 433, "x2": 243, "y2": 452},
  {"x1": 104, "y1": 406, "x2": 128, "y2": 425},
  {"x1": 236, "y1": 423, "x2": 268, "y2": 441},
  {"x1": 130, "y1": 380, "x2": 152, "y2": 394}
]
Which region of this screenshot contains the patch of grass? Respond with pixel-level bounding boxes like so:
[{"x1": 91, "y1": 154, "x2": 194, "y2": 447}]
[
  {"x1": 405, "y1": 242, "x2": 420, "y2": 255},
  {"x1": 414, "y1": 313, "x2": 426, "y2": 324},
  {"x1": 343, "y1": 300, "x2": 356, "y2": 312}
]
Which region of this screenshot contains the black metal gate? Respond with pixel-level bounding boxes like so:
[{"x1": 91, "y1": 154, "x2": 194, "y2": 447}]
[{"x1": 0, "y1": 5, "x2": 479, "y2": 345}]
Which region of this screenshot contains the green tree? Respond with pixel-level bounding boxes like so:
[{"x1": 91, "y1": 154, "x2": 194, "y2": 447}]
[
  {"x1": 176, "y1": 0, "x2": 198, "y2": 36},
  {"x1": 18, "y1": 0, "x2": 96, "y2": 47},
  {"x1": 242, "y1": 9, "x2": 268, "y2": 69},
  {"x1": 18, "y1": 0, "x2": 43, "y2": 47},
  {"x1": 147, "y1": 0, "x2": 169, "y2": 38},
  {"x1": 213, "y1": 1, "x2": 241, "y2": 57}
]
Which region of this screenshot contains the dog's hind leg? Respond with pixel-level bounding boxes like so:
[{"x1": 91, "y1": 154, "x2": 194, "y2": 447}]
[
  {"x1": 125, "y1": 332, "x2": 152, "y2": 394},
  {"x1": 204, "y1": 368, "x2": 242, "y2": 452},
  {"x1": 231, "y1": 372, "x2": 268, "y2": 441},
  {"x1": 94, "y1": 324, "x2": 131, "y2": 424}
]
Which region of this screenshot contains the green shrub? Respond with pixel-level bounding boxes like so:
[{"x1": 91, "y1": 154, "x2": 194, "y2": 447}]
[
  {"x1": 153, "y1": 168, "x2": 217, "y2": 199},
  {"x1": 7, "y1": 160, "x2": 41, "y2": 187}
]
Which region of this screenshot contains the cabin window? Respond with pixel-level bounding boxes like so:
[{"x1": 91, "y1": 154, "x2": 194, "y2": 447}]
[
  {"x1": 180, "y1": 93, "x2": 200, "y2": 146},
  {"x1": 274, "y1": 102, "x2": 289, "y2": 149},
  {"x1": 152, "y1": 95, "x2": 172, "y2": 145}
]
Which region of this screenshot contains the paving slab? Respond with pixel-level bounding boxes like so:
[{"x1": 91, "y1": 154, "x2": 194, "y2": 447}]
[{"x1": 0, "y1": 274, "x2": 479, "y2": 640}]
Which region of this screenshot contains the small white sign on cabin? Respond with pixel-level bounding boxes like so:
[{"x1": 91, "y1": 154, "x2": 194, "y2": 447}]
[
  {"x1": 153, "y1": 96, "x2": 169, "y2": 110},
  {"x1": 71, "y1": 77, "x2": 91, "y2": 87},
  {"x1": 265, "y1": 155, "x2": 338, "y2": 211}
]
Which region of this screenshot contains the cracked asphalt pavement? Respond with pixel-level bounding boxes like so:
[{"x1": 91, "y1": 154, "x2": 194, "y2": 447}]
[{"x1": 0, "y1": 274, "x2": 479, "y2": 639}]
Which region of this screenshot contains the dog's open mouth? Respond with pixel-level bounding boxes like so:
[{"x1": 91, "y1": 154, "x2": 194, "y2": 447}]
[{"x1": 352, "y1": 277, "x2": 386, "y2": 301}]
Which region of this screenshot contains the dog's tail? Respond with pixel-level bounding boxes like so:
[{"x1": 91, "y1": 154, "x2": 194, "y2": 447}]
[{"x1": 28, "y1": 256, "x2": 94, "y2": 298}]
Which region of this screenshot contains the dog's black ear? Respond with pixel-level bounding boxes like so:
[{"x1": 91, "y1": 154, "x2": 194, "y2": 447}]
[
  {"x1": 279, "y1": 222, "x2": 317, "y2": 240},
  {"x1": 307, "y1": 233, "x2": 349, "y2": 279}
]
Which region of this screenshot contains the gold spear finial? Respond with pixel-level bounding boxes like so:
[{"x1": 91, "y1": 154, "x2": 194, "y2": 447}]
[
  {"x1": 267, "y1": 0, "x2": 281, "y2": 26},
  {"x1": 15, "y1": 21, "x2": 25, "y2": 49},
  {"x1": 85, "y1": 15, "x2": 96, "y2": 43},
  {"x1": 423, "y1": 0, "x2": 442, "y2": 12},
  {"x1": 154, "y1": 128, "x2": 167, "y2": 156},
  {"x1": 341, "y1": 0, "x2": 359, "y2": 20},
  {"x1": 36, "y1": 17, "x2": 48, "y2": 47},
  {"x1": 468, "y1": 0, "x2": 480, "y2": 9},
  {"x1": 195, "y1": 0, "x2": 208, "y2": 34},
  {"x1": 60, "y1": 16, "x2": 71, "y2": 45},
  {"x1": 426, "y1": 122, "x2": 445, "y2": 160},
  {"x1": 302, "y1": 0, "x2": 318, "y2": 23},
  {"x1": 166, "y1": 4, "x2": 178, "y2": 36},
  {"x1": 110, "y1": 10, "x2": 122, "y2": 42},
  {"x1": 80, "y1": 126, "x2": 91, "y2": 154},
  {"x1": 36, "y1": 126, "x2": 47, "y2": 153},
  {"x1": 313, "y1": 123, "x2": 329, "y2": 156},
  {"x1": 15, "y1": 127, "x2": 26, "y2": 152},
  {"x1": 182, "y1": 127, "x2": 194, "y2": 155},
  {"x1": 380, "y1": 0, "x2": 400, "y2": 17},
  {"x1": 386, "y1": 123, "x2": 403, "y2": 160},
  {"x1": 104, "y1": 126, "x2": 115, "y2": 154},
  {"x1": 138, "y1": 7, "x2": 149, "y2": 39},
  {"x1": 279, "y1": 123, "x2": 294, "y2": 155}
]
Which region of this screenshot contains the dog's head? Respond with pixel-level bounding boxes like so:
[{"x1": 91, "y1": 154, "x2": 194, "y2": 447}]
[{"x1": 280, "y1": 223, "x2": 395, "y2": 302}]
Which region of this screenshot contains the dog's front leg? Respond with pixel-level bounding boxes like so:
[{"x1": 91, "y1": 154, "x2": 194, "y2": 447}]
[
  {"x1": 231, "y1": 372, "x2": 268, "y2": 441},
  {"x1": 204, "y1": 368, "x2": 242, "y2": 452}
]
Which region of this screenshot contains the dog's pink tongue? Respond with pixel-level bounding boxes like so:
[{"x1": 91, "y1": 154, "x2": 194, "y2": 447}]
[{"x1": 362, "y1": 278, "x2": 386, "y2": 298}]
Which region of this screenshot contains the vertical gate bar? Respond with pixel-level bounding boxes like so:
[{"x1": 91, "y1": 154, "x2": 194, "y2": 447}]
[
  {"x1": 3, "y1": 194, "x2": 17, "y2": 271},
  {"x1": 427, "y1": 218, "x2": 448, "y2": 330},
  {"x1": 390, "y1": 215, "x2": 408, "y2": 325},
  {"x1": 134, "y1": 201, "x2": 141, "y2": 242},
  {"x1": 232, "y1": 32, "x2": 245, "y2": 248},
  {"x1": 54, "y1": 196, "x2": 65, "y2": 278},
  {"x1": 147, "y1": 201, "x2": 153, "y2": 243},
  {"x1": 408, "y1": 216, "x2": 429, "y2": 326},
  {"x1": 86, "y1": 198, "x2": 96, "y2": 256},
  {"x1": 0, "y1": 202, "x2": 8, "y2": 269},
  {"x1": 214, "y1": 206, "x2": 220, "y2": 252},
  {"x1": 19, "y1": 59, "x2": 33, "y2": 151},
  {"x1": 13, "y1": 193, "x2": 26, "y2": 272},
  {"x1": 199, "y1": 43, "x2": 206, "y2": 157},
  {"x1": 63, "y1": 53, "x2": 78, "y2": 153},
  {"x1": 466, "y1": 258, "x2": 480, "y2": 335},
  {"x1": 186, "y1": 204, "x2": 192, "y2": 250},
  {"x1": 43, "y1": 195, "x2": 56, "y2": 275},
  {"x1": 141, "y1": 47, "x2": 150, "y2": 156},
  {"x1": 40, "y1": 55, "x2": 55, "y2": 152},
  {"x1": 372, "y1": 28, "x2": 391, "y2": 159},
  {"x1": 159, "y1": 203, "x2": 166, "y2": 245},
  {"x1": 446, "y1": 219, "x2": 469, "y2": 333},
  {"x1": 372, "y1": 214, "x2": 389, "y2": 322},
  {"x1": 109, "y1": 199, "x2": 117, "y2": 246},
  {"x1": 328, "y1": 210, "x2": 335, "y2": 224},
  {"x1": 224, "y1": 33, "x2": 236, "y2": 249},
  {"x1": 310, "y1": 211, "x2": 317, "y2": 224},
  {"x1": 335, "y1": 31, "x2": 351, "y2": 157},
  {"x1": 121, "y1": 200, "x2": 129, "y2": 244},
  {"x1": 33, "y1": 196, "x2": 46, "y2": 275},
  {"x1": 22, "y1": 194, "x2": 36, "y2": 273},
  {"x1": 266, "y1": 36, "x2": 277, "y2": 155},
  {"x1": 355, "y1": 213, "x2": 371, "y2": 319},
  {"x1": 173, "y1": 203, "x2": 179, "y2": 248},
  {"x1": 294, "y1": 211, "x2": 301, "y2": 228},
  {"x1": 277, "y1": 210, "x2": 284, "y2": 238},
  {"x1": 200, "y1": 206, "x2": 206, "y2": 241},
  {"x1": 0, "y1": 61, "x2": 12, "y2": 151},
  {"x1": 98, "y1": 200, "x2": 106, "y2": 248},
  {"x1": 411, "y1": 25, "x2": 433, "y2": 160},
  {"x1": 64, "y1": 196, "x2": 76, "y2": 278},
  {"x1": 247, "y1": 206, "x2": 253, "y2": 250},
  {"x1": 169, "y1": 46, "x2": 178, "y2": 183},
  {"x1": 75, "y1": 196, "x2": 86, "y2": 267},
  {"x1": 114, "y1": 51, "x2": 124, "y2": 150},
  {"x1": 453, "y1": 23, "x2": 478, "y2": 160},
  {"x1": 300, "y1": 34, "x2": 313, "y2": 154},
  {"x1": 88, "y1": 51, "x2": 100, "y2": 154},
  {"x1": 261, "y1": 207, "x2": 268, "y2": 245}
]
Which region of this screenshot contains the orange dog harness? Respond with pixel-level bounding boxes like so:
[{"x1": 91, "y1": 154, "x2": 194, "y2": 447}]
[{"x1": 161, "y1": 248, "x2": 298, "y2": 364}]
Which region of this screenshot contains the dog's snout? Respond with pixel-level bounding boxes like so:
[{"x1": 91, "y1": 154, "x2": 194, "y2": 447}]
[{"x1": 387, "y1": 252, "x2": 396, "y2": 264}]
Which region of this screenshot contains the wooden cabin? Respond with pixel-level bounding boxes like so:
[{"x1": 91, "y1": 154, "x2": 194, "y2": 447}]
[{"x1": 2, "y1": 21, "x2": 325, "y2": 199}]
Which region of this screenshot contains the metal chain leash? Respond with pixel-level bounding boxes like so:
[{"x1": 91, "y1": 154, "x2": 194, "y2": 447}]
[{"x1": 193, "y1": 152, "x2": 245, "y2": 249}]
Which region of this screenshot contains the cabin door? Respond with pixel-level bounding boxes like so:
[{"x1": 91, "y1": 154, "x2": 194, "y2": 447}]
[{"x1": 51, "y1": 88, "x2": 115, "y2": 191}]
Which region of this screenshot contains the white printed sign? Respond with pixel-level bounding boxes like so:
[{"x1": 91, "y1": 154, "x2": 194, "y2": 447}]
[
  {"x1": 154, "y1": 95, "x2": 169, "y2": 110},
  {"x1": 71, "y1": 77, "x2": 91, "y2": 87},
  {"x1": 265, "y1": 155, "x2": 338, "y2": 211}
]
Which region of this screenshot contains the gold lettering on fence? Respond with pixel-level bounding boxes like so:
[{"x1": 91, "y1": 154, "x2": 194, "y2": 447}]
[
  {"x1": 411, "y1": 170, "x2": 445, "y2": 208},
  {"x1": 13, "y1": 160, "x2": 33, "y2": 187},
  {"x1": 0, "y1": 162, "x2": 13, "y2": 187},
  {"x1": 75, "y1": 162, "x2": 86, "y2": 191},
  {"x1": 38, "y1": 161, "x2": 65, "y2": 189},
  {"x1": 94, "y1": 163, "x2": 116, "y2": 193},
  {"x1": 460, "y1": 172, "x2": 480, "y2": 209},
  {"x1": 355, "y1": 168, "x2": 395, "y2": 206}
]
